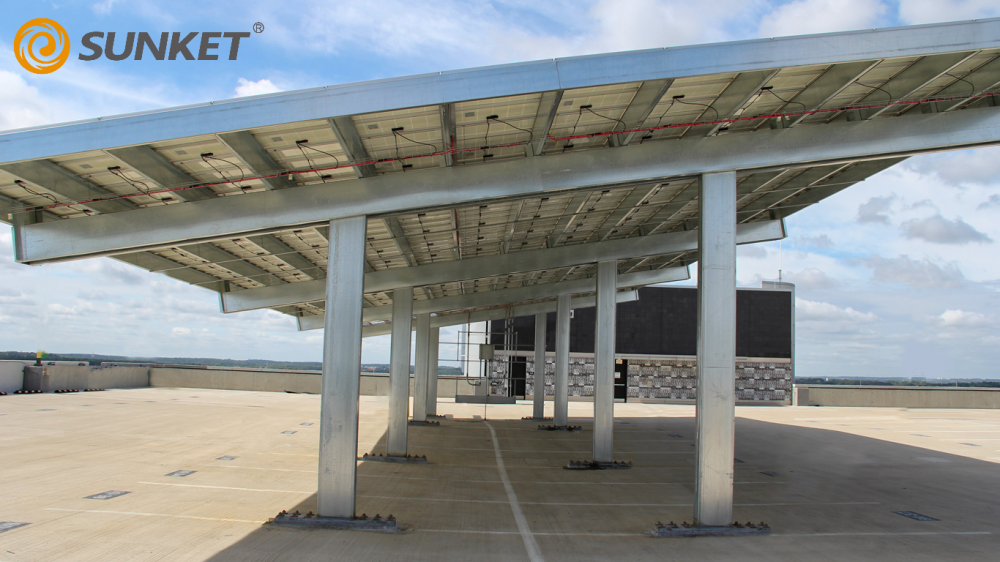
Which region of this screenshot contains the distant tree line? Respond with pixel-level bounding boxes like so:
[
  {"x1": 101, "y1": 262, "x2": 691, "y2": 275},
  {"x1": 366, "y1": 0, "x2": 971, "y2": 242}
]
[
  {"x1": 796, "y1": 377, "x2": 1000, "y2": 388},
  {"x1": 0, "y1": 351, "x2": 463, "y2": 376}
]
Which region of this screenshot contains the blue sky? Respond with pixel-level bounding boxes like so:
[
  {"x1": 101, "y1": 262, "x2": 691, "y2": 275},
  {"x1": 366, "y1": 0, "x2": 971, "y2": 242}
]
[{"x1": 1, "y1": 1, "x2": 999, "y2": 379}]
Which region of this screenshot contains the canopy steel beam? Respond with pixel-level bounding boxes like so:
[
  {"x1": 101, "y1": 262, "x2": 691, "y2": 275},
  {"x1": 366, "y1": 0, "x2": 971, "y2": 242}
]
[
  {"x1": 107, "y1": 146, "x2": 216, "y2": 201},
  {"x1": 5, "y1": 21, "x2": 997, "y2": 164},
  {"x1": 180, "y1": 242, "x2": 283, "y2": 286},
  {"x1": 220, "y1": 220, "x2": 779, "y2": 312},
  {"x1": 216, "y1": 131, "x2": 298, "y2": 190},
  {"x1": 530, "y1": 90, "x2": 563, "y2": 156},
  {"x1": 0, "y1": 160, "x2": 136, "y2": 215},
  {"x1": 594, "y1": 183, "x2": 663, "y2": 241},
  {"x1": 339, "y1": 289, "x2": 640, "y2": 337},
  {"x1": 13, "y1": 105, "x2": 1000, "y2": 265},
  {"x1": 617, "y1": 79, "x2": 673, "y2": 146},
  {"x1": 547, "y1": 191, "x2": 591, "y2": 248},
  {"x1": 293, "y1": 265, "x2": 690, "y2": 329},
  {"x1": 439, "y1": 104, "x2": 455, "y2": 166},
  {"x1": 784, "y1": 60, "x2": 882, "y2": 128},
  {"x1": 860, "y1": 52, "x2": 979, "y2": 120},
  {"x1": 940, "y1": 55, "x2": 1000, "y2": 112},
  {"x1": 328, "y1": 117, "x2": 376, "y2": 178},
  {"x1": 702, "y1": 70, "x2": 781, "y2": 137},
  {"x1": 246, "y1": 233, "x2": 324, "y2": 280}
]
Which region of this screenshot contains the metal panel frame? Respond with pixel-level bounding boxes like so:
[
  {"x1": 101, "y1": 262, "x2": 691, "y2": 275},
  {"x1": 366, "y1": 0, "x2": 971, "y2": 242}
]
[{"x1": 14, "y1": 106, "x2": 1000, "y2": 264}]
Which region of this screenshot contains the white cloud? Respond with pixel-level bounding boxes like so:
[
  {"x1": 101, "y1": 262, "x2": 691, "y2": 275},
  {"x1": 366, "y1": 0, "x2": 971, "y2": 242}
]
[
  {"x1": 901, "y1": 214, "x2": 992, "y2": 245},
  {"x1": 897, "y1": 0, "x2": 1000, "y2": 24},
  {"x1": 796, "y1": 234, "x2": 835, "y2": 250},
  {"x1": 933, "y1": 309, "x2": 992, "y2": 330},
  {"x1": 759, "y1": 0, "x2": 888, "y2": 38},
  {"x1": 860, "y1": 255, "x2": 965, "y2": 289},
  {"x1": 797, "y1": 298, "x2": 878, "y2": 323},
  {"x1": 234, "y1": 78, "x2": 282, "y2": 98},
  {"x1": 905, "y1": 147, "x2": 1000, "y2": 187},
  {"x1": 783, "y1": 268, "x2": 840, "y2": 290},
  {"x1": 856, "y1": 194, "x2": 896, "y2": 225},
  {"x1": 978, "y1": 195, "x2": 1000, "y2": 210}
]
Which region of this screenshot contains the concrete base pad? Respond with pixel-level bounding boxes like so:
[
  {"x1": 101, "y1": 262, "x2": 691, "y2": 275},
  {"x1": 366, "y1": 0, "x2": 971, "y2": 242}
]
[
  {"x1": 455, "y1": 395, "x2": 516, "y2": 404},
  {"x1": 268, "y1": 511, "x2": 399, "y2": 532},
  {"x1": 408, "y1": 420, "x2": 441, "y2": 426},
  {"x1": 651, "y1": 521, "x2": 770, "y2": 537},
  {"x1": 358, "y1": 453, "x2": 429, "y2": 464},
  {"x1": 565, "y1": 459, "x2": 633, "y2": 470}
]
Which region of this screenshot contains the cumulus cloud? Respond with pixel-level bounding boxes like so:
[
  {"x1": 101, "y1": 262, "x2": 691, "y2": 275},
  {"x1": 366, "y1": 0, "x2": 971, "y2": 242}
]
[
  {"x1": 738, "y1": 244, "x2": 768, "y2": 259},
  {"x1": 860, "y1": 255, "x2": 965, "y2": 289},
  {"x1": 978, "y1": 195, "x2": 1000, "y2": 210},
  {"x1": 234, "y1": 78, "x2": 282, "y2": 98},
  {"x1": 900, "y1": 214, "x2": 992, "y2": 245},
  {"x1": 783, "y1": 268, "x2": 840, "y2": 290},
  {"x1": 857, "y1": 195, "x2": 895, "y2": 225},
  {"x1": 898, "y1": 0, "x2": 1000, "y2": 24},
  {"x1": 796, "y1": 234, "x2": 834, "y2": 250},
  {"x1": 797, "y1": 298, "x2": 878, "y2": 323},
  {"x1": 759, "y1": 0, "x2": 887, "y2": 37},
  {"x1": 905, "y1": 147, "x2": 1000, "y2": 187},
  {"x1": 796, "y1": 298, "x2": 880, "y2": 337},
  {"x1": 932, "y1": 309, "x2": 992, "y2": 330}
]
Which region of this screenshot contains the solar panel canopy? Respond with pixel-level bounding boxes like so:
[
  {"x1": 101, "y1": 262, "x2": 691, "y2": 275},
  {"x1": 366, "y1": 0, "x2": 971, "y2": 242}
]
[{"x1": 2, "y1": 19, "x2": 999, "y2": 330}]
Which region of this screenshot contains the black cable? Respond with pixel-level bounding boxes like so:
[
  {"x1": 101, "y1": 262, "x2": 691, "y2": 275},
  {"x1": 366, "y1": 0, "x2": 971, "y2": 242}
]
[
  {"x1": 13, "y1": 180, "x2": 58, "y2": 205},
  {"x1": 673, "y1": 97, "x2": 719, "y2": 121},
  {"x1": 108, "y1": 167, "x2": 153, "y2": 196},
  {"x1": 582, "y1": 106, "x2": 628, "y2": 144},
  {"x1": 297, "y1": 142, "x2": 342, "y2": 169},
  {"x1": 944, "y1": 73, "x2": 975, "y2": 97},
  {"x1": 201, "y1": 154, "x2": 246, "y2": 188},
  {"x1": 392, "y1": 129, "x2": 440, "y2": 153},
  {"x1": 855, "y1": 81, "x2": 893, "y2": 103},
  {"x1": 487, "y1": 116, "x2": 533, "y2": 141},
  {"x1": 562, "y1": 108, "x2": 584, "y2": 152},
  {"x1": 762, "y1": 88, "x2": 806, "y2": 111}
]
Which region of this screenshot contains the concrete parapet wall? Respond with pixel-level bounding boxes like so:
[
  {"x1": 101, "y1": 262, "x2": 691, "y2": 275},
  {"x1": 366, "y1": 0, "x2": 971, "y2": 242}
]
[
  {"x1": 797, "y1": 385, "x2": 1000, "y2": 409},
  {"x1": 21, "y1": 365, "x2": 149, "y2": 392},
  {"x1": 0, "y1": 361, "x2": 30, "y2": 393},
  {"x1": 149, "y1": 366, "x2": 479, "y2": 397}
]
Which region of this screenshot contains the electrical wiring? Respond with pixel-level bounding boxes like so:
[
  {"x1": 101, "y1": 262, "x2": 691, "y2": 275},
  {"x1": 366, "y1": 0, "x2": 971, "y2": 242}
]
[
  {"x1": 107, "y1": 166, "x2": 153, "y2": 196},
  {"x1": 201, "y1": 153, "x2": 246, "y2": 189},
  {"x1": 296, "y1": 140, "x2": 341, "y2": 178},
  {"x1": 13, "y1": 90, "x2": 997, "y2": 214}
]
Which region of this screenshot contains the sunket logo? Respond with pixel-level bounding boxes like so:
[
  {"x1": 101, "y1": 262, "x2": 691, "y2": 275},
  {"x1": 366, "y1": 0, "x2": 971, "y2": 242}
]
[
  {"x1": 13, "y1": 19, "x2": 259, "y2": 72},
  {"x1": 79, "y1": 32, "x2": 252, "y2": 61},
  {"x1": 15, "y1": 18, "x2": 70, "y2": 74}
]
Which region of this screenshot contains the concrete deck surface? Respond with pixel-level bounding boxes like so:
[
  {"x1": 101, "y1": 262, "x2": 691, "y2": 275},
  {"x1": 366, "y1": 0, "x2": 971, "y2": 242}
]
[{"x1": 1, "y1": 388, "x2": 998, "y2": 561}]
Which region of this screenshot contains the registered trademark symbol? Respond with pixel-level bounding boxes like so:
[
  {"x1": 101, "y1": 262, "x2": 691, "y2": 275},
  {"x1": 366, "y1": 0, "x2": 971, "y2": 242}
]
[{"x1": 253, "y1": 22, "x2": 264, "y2": 33}]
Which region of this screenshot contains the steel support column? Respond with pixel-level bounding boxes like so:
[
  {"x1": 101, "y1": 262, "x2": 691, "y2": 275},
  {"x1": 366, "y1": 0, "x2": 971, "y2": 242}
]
[
  {"x1": 317, "y1": 216, "x2": 366, "y2": 518},
  {"x1": 553, "y1": 294, "x2": 571, "y2": 427},
  {"x1": 694, "y1": 171, "x2": 737, "y2": 527},
  {"x1": 532, "y1": 312, "x2": 547, "y2": 419},
  {"x1": 387, "y1": 287, "x2": 413, "y2": 456},
  {"x1": 412, "y1": 313, "x2": 431, "y2": 422},
  {"x1": 426, "y1": 327, "x2": 440, "y2": 416},
  {"x1": 592, "y1": 260, "x2": 617, "y2": 462}
]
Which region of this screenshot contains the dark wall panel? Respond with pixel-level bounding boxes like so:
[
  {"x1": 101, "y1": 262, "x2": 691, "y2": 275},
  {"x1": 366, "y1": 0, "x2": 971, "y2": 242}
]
[{"x1": 490, "y1": 286, "x2": 791, "y2": 358}]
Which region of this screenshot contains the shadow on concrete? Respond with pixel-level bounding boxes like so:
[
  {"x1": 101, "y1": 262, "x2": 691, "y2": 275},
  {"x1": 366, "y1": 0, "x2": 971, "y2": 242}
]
[{"x1": 202, "y1": 412, "x2": 1000, "y2": 562}]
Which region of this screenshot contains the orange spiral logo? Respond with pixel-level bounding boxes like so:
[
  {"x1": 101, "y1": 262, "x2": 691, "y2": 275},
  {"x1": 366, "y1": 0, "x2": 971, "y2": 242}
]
[{"x1": 15, "y1": 19, "x2": 70, "y2": 74}]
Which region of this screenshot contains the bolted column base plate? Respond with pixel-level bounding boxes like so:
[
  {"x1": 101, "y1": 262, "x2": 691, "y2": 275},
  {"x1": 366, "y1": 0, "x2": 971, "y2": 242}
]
[
  {"x1": 358, "y1": 453, "x2": 429, "y2": 464},
  {"x1": 565, "y1": 459, "x2": 633, "y2": 470},
  {"x1": 650, "y1": 521, "x2": 770, "y2": 538},
  {"x1": 268, "y1": 510, "x2": 401, "y2": 532}
]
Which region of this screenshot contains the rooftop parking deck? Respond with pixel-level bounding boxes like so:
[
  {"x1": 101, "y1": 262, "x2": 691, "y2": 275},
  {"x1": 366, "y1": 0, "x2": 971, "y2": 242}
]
[{"x1": 1, "y1": 387, "x2": 998, "y2": 561}]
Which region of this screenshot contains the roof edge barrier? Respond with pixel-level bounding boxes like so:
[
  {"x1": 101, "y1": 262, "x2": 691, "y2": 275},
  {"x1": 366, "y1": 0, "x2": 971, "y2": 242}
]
[
  {"x1": 0, "y1": 18, "x2": 998, "y2": 162},
  {"x1": 12, "y1": 106, "x2": 1000, "y2": 265}
]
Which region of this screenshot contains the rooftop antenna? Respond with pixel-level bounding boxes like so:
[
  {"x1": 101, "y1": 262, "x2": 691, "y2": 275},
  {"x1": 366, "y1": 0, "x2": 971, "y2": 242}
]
[{"x1": 778, "y1": 239, "x2": 783, "y2": 282}]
